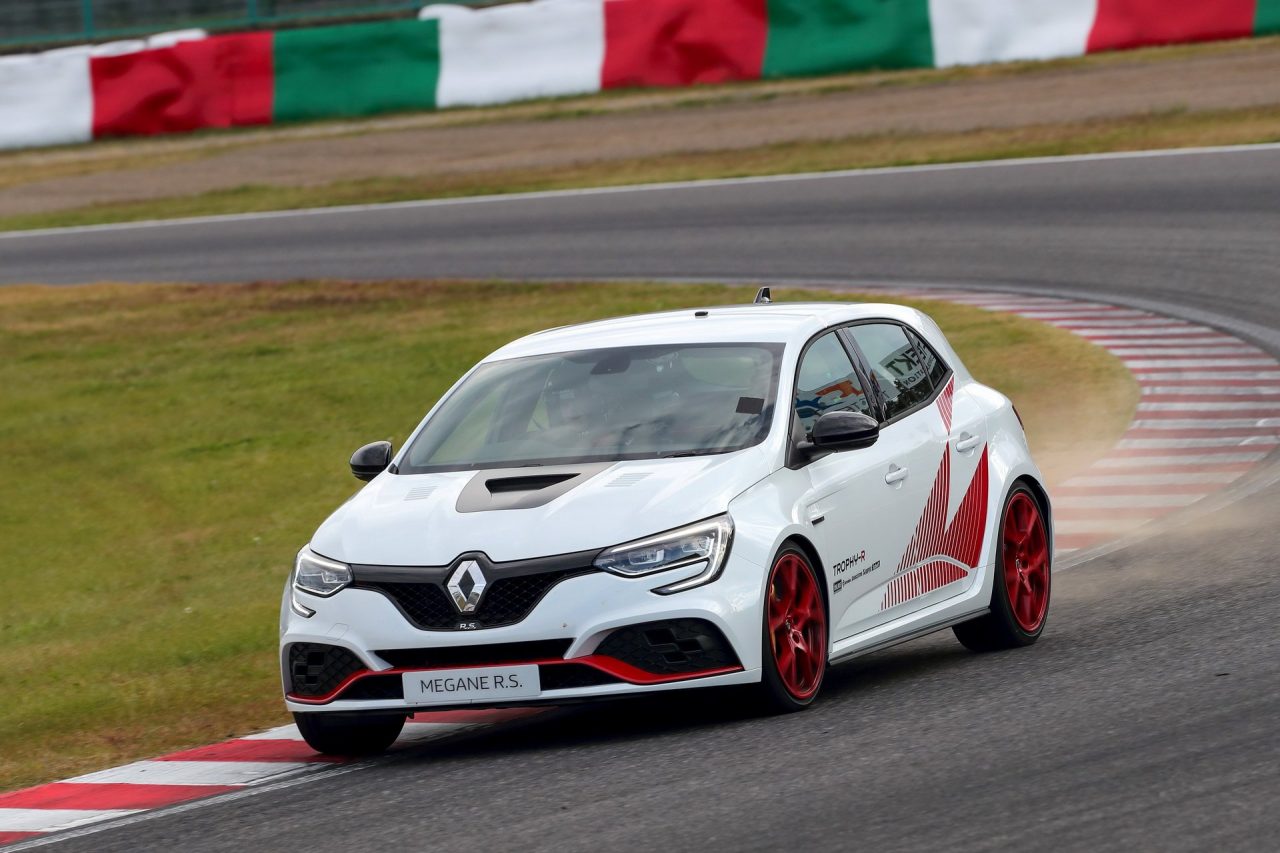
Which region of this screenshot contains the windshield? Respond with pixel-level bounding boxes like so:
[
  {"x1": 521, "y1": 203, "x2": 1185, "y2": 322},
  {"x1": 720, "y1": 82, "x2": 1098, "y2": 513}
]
[{"x1": 399, "y1": 343, "x2": 783, "y2": 473}]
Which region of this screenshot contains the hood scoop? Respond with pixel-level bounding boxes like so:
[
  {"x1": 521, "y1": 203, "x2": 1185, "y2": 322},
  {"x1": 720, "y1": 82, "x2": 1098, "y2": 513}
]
[
  {"x1": 456, "y1": 462, "x2": 613, "y2": 513},
  {"x1": 486, "y1": 473, "x2": 576, "y2": 494}
]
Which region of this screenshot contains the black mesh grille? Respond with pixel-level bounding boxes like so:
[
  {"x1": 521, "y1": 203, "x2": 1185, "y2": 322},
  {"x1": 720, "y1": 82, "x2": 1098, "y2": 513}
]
[
  {"x1": 287, "y1": 643, "x2": 367, "y2": 697},
  {"x1": 539, "y1": 663, "x2": 623, "y2": 690},
  {"x1": 595, "y1": 619, "x2": 740, "y2": 675},
  {"x1": 376, "y1": 639, "x2": 573, "y2": 669},
  {"x1": 359, "y1": 581, "x2": 455, "y2": 629},
  {"x1": 354, "y1": 567, "x2": 592, "y2": 630}
]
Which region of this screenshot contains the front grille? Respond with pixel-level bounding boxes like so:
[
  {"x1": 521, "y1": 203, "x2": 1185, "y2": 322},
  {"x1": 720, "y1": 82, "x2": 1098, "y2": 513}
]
[
  {"x1": 354, "y1": 567, "x2": 592, "y2": 630},
  {"x1": 595, "y1": 619, "x2": 740, "y2": 675},
  {"x1": 376, "y1": 639, "x2": 573, "y2": 669},
  {"x1": 287, "y1": 643, "x2": 367, "y2": 697}
]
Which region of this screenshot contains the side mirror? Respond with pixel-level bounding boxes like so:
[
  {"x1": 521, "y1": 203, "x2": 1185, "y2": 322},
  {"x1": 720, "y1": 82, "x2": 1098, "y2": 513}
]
[
  {"x1": 810, "y1": 411, "x2": 879, "y2": 451},
  {"x1": 350, "y1": 441, "x2": 393, "y2": 482}
]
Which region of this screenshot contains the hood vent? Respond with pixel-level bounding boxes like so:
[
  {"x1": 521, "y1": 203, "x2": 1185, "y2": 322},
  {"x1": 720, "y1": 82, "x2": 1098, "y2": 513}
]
[
  {"x1": 486, "y1": 473, "x2": 576, "y2": 495},
  {"x1": 456, "y1": 462, "x2": 613, "y2": 513}
]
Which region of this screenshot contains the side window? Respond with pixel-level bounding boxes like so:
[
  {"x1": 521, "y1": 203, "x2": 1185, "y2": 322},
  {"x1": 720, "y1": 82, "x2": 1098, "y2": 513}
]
[
  {"x1": 906, "y1": 328, "x2": 950, "y2": 388},
  {"x1": 847, "y1": 324, "x2": 935, "y2": 422},
  {"x1": 793, "y1": 332, "x2": 872, "y2": 435}
]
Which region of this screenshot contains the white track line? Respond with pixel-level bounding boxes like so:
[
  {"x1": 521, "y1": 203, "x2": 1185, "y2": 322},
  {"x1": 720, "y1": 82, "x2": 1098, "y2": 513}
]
[
  {"x1": 67, "y1": 760, "x2": 326, "y2": 787},
  {"x1": 1053, "y1": 494, "x2": 1204, "y2": 509},
  {"x1": 1085, "y1": 333, "x2": 1254, "y2": 343},
  {"x1": 1122, "y1": 359, "x2": 1278, "y2": 369},
  {"x1": 1119, "y1": 436, "x2": 1280, "y2": 448},
  {"x1": 1049, "y1": 319, "x2": 1188, "y2": 328},
  {"x1": 1141, "y1": 387, "x2": 1280, "y2": 396},
  {"x1": 1133, "y1": 372, "x2": 1280, "y2": 381},
  {"x1": 0, "y1": 810, "x2": 143, "y2": 833},
  {"x1": 239, "y1": 725, "x2": 306, "y2": 741},
  {"x1": 1139, "y1": 402, "x2": 1280, "y2": 412},
  {"x1": 1111, "y1": 343, "x2": 1259, "y2": 353},
  {"x1": 1064, "y1": 472, "x2": 1242, "y2": 487},
  {"x1": 1014, "y1": 310, "x2": 1155, "y2": 319},
  {"x1": 1074, "y1": 327, "x2": 1230, "y2": 337},
  {"x1": 1129, "y1": 418, "x2": 1280, "y2": 429},
  {"x1": 1093, "y1": 453, "x2": 1267, "y2": 467}
]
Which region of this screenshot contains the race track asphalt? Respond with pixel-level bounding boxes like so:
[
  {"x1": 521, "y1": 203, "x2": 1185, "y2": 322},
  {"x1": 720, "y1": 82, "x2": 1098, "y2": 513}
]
[{"x1": 4, "y1": 145, "x2": 1278, "y2": 852}]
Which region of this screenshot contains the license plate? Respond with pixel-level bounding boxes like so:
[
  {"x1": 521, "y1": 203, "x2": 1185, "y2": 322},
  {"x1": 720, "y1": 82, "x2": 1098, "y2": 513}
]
[{"x1": 402, "y1": 664, "x2": 540, "y2": 706}]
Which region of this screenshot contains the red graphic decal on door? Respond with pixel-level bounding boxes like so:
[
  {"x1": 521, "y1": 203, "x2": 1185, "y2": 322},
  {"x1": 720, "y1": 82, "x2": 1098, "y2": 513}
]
[
  {"x1": 883, "y1": 561, "x2": 968, "y2": 608},
  {"x1": 938, "y1": 377, "x2": 955, "y2": 434},
  {"x1": 883, "y1": 443, "x2": 989, "y2": 610}
]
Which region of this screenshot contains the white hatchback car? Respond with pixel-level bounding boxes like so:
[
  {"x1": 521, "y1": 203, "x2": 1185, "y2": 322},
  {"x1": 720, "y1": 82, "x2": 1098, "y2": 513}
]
[{"x1": 281, "y1": 293, "x2": 1052, "y2": 754}]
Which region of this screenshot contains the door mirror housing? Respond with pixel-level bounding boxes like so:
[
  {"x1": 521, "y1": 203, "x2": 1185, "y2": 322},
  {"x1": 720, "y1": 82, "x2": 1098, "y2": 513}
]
[
  {"x1": 350, "y1": 441, "x2": 393, "y2": 482},
  {"x1": 810, "y1": 410, "x2": 880, "y2": 451}
]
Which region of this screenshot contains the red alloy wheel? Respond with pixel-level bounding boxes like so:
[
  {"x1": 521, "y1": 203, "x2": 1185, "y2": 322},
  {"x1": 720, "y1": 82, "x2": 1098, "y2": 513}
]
[
  {"x1": 1002, "y1": 492, "x2": 1050, "y2": 633},
  {"x1": 766, "y1": 552, "x2": 827, "y2": 700}
]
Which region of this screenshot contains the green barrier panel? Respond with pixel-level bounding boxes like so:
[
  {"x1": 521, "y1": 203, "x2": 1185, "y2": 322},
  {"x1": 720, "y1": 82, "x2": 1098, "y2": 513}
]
[
  {"x1": 1258, "y1": 0, "x2": 1280, "y2": 36},
  {"x1": 763, "y1": 0, "x2": 934, "y2": 78},
  {"x1": 273, "y1": 18, "x2": 441, "y2": 122}
]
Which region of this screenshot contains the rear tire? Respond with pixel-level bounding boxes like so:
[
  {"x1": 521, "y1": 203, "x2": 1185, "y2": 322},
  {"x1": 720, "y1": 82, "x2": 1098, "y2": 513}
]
[
  {"x1": 293, "y1": 712, "x2": 406, "y2": 756},
  {"x1": 953, "y1": 483, "x2": 1051, "y2": 652},
  {"x1": 754, "y1": 545, "x2": 828, "y2": 713}
]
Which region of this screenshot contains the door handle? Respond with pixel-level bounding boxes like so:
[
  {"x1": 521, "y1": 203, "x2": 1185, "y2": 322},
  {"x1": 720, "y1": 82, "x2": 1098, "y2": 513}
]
[
  {"x1": 955, "y1": 432, "x2": 982, "y2": 453},
  {"x1": 885, "y1": 464, "x2": 909, "y2": 486}
]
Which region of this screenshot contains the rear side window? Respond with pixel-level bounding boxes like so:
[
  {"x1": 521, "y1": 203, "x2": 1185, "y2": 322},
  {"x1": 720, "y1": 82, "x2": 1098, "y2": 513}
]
[
  {"x1": 793, "y1": 332, "x2": 873, "y2": 434},
  {"x1": 847, "y1": 323, "x2": 935, "y2": 422},
  {"x1": 906, "y1": 328, "x2": 950, "y2": 388}
]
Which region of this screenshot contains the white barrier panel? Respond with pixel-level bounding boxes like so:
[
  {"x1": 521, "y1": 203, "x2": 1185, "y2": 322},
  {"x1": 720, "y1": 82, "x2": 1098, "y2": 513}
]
[
  {"x1": 428, "y1": 0, "x2": 605, "y2": 108},
  {"x1": 929, "y1": 0, "x2": 1099, "y2": 68},
  {"x1": 0, "y1": 50, "x2": 93, "y2": 150},
  {"x1": 147, "y1": 29, "x2": 208, "y2": 49}
]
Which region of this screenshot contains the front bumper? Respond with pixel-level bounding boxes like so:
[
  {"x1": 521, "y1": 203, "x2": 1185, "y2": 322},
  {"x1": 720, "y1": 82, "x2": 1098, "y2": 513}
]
[{"x1": 280, "y1": 551, "x2": 767, "y2": 714}]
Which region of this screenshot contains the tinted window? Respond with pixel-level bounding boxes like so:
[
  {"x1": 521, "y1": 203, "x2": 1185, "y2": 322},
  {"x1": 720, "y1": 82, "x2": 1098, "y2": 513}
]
[
  {"x1": 848, "y1": 324, "x2": 935, "y2": 421},
  {"x1": 907, "y1": 328, "x2": 949, "y2": 388},
  {"x1": 400, "y1": 343, "x2": 783, "y2": 473},
  {"x1": 793, "y1": 332, "x2": 872, "y2": 434}
]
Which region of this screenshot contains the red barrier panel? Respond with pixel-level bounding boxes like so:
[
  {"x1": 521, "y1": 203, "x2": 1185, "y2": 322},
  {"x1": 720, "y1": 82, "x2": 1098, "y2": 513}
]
[
  {"x1": 1088, "y1": 0, "x2": 1256, "y2": 52},
  {"x1": 91, "y1": 32, "x2": 273, "y2": 137},
  {"x1": 602, "y1": 0, "x2": 767, "y2": 89}
]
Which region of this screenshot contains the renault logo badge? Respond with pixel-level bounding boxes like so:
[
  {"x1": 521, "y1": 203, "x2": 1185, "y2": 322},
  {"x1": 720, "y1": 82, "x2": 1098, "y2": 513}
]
[{"x1": 446, "y1": 559, "x2": 488, "y2": 613}]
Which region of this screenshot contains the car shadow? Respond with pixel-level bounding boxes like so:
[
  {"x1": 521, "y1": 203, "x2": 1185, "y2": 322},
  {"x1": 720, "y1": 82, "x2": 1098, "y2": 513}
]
[{"x1": 392, "y1": 634, "x2": 977, "y2": 765}]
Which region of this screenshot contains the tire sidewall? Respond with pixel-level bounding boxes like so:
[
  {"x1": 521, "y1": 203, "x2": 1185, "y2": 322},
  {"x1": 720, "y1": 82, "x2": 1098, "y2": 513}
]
[
  {"x1": 991, "y1": 483, "x2": 1051, "y2": 643},
  {"x1": 759, "y1": 544, "x2": 828, "y2": 710}
]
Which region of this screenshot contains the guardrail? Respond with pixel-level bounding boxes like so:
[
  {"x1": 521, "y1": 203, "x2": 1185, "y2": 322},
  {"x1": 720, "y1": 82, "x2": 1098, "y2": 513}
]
[{"x1": 0, "y1": 1, "x2": 487, "y2": 49}]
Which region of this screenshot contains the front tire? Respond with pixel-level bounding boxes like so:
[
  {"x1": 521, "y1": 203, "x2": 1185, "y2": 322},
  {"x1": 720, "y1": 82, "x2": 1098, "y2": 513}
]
[
  {"x1": 293, "y1": 712, "x2": 406, "y2": 756},
  {"x1": 755, "y1": 545, "x2": 828, "y2": 712},
  {"x1": 953, "y1": 483, "x2": 1051, "y2": 652}
]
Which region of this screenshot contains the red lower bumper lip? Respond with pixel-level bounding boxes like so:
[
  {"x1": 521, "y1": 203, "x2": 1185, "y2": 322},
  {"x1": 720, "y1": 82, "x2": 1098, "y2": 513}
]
[{"x1": 287, "y1": 655, "x2": 742, "y2": 705}]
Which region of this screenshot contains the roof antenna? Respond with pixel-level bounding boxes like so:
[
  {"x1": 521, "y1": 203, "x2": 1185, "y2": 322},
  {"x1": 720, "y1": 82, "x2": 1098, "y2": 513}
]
[{"x1": 754, "y1": 287, "x2": 772, "y2": 305}]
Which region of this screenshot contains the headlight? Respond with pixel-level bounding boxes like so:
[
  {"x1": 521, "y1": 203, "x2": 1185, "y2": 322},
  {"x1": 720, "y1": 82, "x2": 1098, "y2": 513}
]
[
  {"x1": 293, "y1": 548, "x2": 353, "y2": 597},
  {"x1": 594, "y1": 515, "x2": 733, "y2": 594}
]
